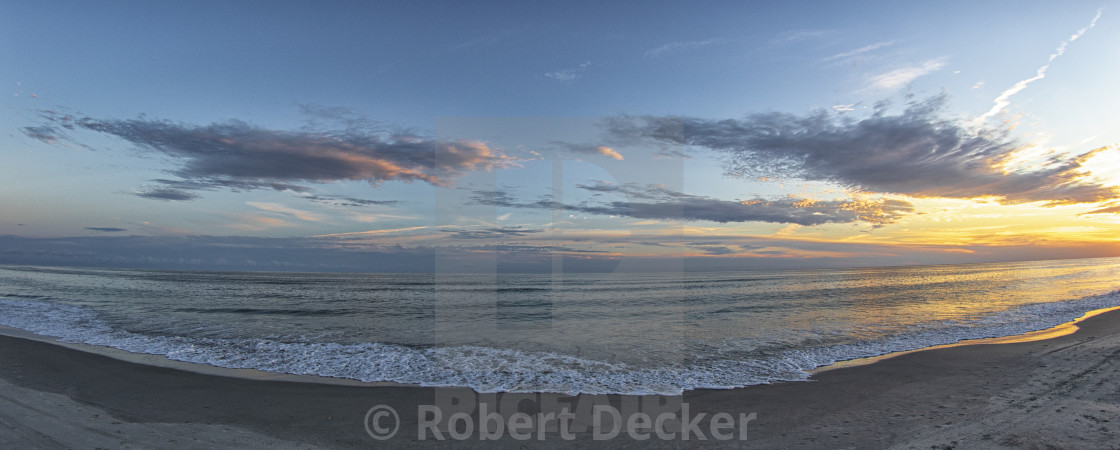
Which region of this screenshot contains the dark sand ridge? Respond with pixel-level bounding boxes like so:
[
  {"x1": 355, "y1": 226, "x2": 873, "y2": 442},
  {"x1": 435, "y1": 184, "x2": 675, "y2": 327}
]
[{"x1": 2, "y1": 308, "x2": 1119, "y2": 449}]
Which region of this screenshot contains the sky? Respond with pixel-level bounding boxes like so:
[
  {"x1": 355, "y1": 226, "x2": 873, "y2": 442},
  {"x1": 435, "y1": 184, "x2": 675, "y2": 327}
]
[{"x1": 3, "y1": 1, "x2": 1120, "y2": 272}]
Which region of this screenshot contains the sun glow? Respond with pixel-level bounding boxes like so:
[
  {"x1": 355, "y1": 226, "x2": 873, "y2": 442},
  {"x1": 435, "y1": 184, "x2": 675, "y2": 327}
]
[{"x1": 1078, "y1": 145, "x2": 1120, "y2": 187}]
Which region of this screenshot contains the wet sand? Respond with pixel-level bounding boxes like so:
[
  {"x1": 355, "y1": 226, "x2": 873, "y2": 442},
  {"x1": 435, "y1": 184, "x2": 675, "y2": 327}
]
[{"x1": 3, "y1": 309, "x2": 1120, "y2": 448}]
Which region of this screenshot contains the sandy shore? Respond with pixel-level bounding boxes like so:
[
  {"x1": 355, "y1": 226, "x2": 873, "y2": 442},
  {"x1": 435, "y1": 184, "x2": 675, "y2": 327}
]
[{"x1": 3, "y1": 310, "x2": 1120, "y2": 449}]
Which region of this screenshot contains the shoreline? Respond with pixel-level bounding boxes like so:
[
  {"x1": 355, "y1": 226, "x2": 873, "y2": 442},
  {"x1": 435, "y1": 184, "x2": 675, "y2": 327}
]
[
  {"x1": 0, "y1": 324, "x2": 410, "y2": 388},
  {"x1": 2, "y1": 308, "x2": 1119, "y2": 447},
  {"x1": 6, "y1": 304, "x2": 1119, "y2": 395},
  {"x1": 812, "y1": 304, "x2": 1120, "y2": 374}
]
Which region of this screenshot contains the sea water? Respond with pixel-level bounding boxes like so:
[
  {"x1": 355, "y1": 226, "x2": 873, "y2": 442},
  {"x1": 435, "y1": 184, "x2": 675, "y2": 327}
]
[{"x1": 1, "y1": 258, "x2": 1118, "y2": 395}]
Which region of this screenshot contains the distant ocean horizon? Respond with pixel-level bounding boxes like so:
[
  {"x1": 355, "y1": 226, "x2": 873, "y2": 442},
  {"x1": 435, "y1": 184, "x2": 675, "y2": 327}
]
[{"x1": 2, "y1": 257, "x2": 1119, "y2": 395}]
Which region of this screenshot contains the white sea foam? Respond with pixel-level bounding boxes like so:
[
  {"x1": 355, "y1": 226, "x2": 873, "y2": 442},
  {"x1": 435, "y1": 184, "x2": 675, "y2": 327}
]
[{"x1": 2, "y1": 290, "x2": 1118, "y2": 395}]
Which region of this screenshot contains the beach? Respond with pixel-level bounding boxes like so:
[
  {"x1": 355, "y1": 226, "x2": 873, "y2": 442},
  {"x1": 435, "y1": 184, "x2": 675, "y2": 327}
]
[
  {"x1": 5, "y1": 2, "x2": 1120, "y2": 448},
  {"x1": 2, "y1": 308, "x2": 1119, "y2": 448}
]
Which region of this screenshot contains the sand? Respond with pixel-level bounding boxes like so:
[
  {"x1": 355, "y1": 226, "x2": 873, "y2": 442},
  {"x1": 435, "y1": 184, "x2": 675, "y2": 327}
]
[{"x1": 2, "y1": 309, "x2": 1120, "y2": 449}]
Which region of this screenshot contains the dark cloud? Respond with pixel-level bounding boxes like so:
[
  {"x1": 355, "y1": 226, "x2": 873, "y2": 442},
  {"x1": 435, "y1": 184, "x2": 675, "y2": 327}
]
[
  {"x1": 653, "y1": 149, "x2": 694, "y2": 159},
  {"x1": 574, "y1": 182, "x2": 694, "y2": 200},
  {"x1": 469, "y1": 190, "x2": 522, "y2": 207},
  {"x1": 135, "y1": 187, "x2": 201, "y2": 201},
  {"x1": 606, "y1": 95, "x2": 1118, "y2": 205},
  {"x1": 457, "y1": 243, "x2": 607, "y2": 254},
  {"x1": 301, "y1": 194, "x2": 399, "y2": 207},
  {"x1": 444, "y1": 227, "x2": 545, "y2": 239},
  {"x1": 21, "y1": 125, "x2": 61, "y2": 145},
  {"x1": 688, "y1": 244, "x2": 737, "y2": 255},
  {"x1": 132, "y1": 178, "x2": 311, "y2": 201},
  {"x1": 471, "y1": 182, "x2": 914, "y2": 226},
  {"x1": 147, "y1": 178, "x2": 311, "y2": 194},
  {"x1": 1082, "y1": 204, "x2": 1120, "y2": 215},
  {"x1": 29, "y1": 110, "x2": 514, "y2": 198},
  {"x1": 85, "y1": 227, "x2": 126, "y2": 232},
  {"x1": 21, "y1": 110, "x2": 90, "y2": 149}
]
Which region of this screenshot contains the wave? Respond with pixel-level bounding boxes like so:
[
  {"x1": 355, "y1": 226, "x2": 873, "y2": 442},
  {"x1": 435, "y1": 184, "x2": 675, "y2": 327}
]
[
  {"x1": 2, "y1": 291, "x2": 1118, "y2": 395},
  {"x1": 173, "y1": 307, "x2": 353, "y2": 316}
]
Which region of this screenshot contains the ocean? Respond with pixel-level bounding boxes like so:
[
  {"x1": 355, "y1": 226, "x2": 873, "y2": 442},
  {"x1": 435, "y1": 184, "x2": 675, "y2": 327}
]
[{"x1": 1, "y1": 258, "x2": 1119, "y2": 395}]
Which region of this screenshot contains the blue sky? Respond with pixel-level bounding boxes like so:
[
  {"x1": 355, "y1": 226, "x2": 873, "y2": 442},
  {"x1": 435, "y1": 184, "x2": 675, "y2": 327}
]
[{"x1": 3, "y1": 1, "x2": 1120, "y2": 272}]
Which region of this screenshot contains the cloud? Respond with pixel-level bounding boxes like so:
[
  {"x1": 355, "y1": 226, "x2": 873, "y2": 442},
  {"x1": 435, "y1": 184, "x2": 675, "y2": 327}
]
[
  {"x1": 605, "y1": 95, "x2": 1118, "y2": 205},
  {"x1": 85, "y1": 227, "x2": 126, "y2": 232},
  {"x1": 822, "y1": 40, "x2": 897, "y2": 63},
  {"x1": 866, "y1": 59, "x2": 945, "y2": 90},
  {"x1": 644, "y1": 38, "x2": 727, "y2": 58},
  {"x1": 443, "y1": 227, "x2": 545, "y2": 239},
  {"x1": 976, "y1": 10, "x2": 1101, "y2": 123},
  {"x1": 28, "y1": 111, "x2": 514, "y2": 198},
  {"x1": 596, "y1": 147, "x2": 624, "y2": 160},
  {"x1": 298, "y1": 194, "x2": 399, "y2": 207},
  {"x1": 21, "y1": 125, "x2": 61, "y2": 145},
  {"x1": 135, "y1": 186, "x2": 201, "y2": 201},
  {"x1": 545, "y1": 62, "x2": 591, "y2": 81},
  {"x1": 554, "y1": 142, "x2": 624, "y2": 160},
  {"x1": 471, "y1": 182, "x2": 914, "y2": 226},
  {"x1": 653, "y1": 149, "x2": 694, "y2": 159},
  {"x1": 139, "y1": 178, "x2": 311, "y2": 198},
  {"x1": 311, "y1": 226, "x2": 433, "y2": 238},
  {"x1": 1082, "y1": 204, "x2": 1120, "y2": 215},
  {"x1": 246, "y1": 202, "x2": 325, "y2": 222},
  {"x1": 686, "y1": 243, "x2": 738, "y2": 255}
]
